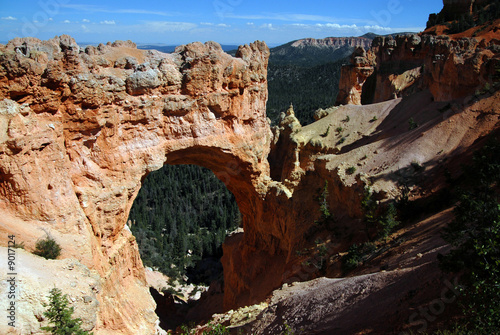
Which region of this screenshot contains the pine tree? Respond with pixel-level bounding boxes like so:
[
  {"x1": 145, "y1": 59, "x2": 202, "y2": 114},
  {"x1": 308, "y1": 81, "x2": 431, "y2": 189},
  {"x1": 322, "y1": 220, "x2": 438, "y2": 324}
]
[
  {"x1": 439, "y1": 139, "x2": 500, "y2": 333},
  {"x1": 41, "y1": 288, "x2": 92, "y2": 335}
]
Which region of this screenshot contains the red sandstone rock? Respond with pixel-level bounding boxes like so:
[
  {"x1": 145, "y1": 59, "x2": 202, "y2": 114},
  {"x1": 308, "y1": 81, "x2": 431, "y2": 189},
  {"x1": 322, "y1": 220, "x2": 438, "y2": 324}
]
[
  {"x1": 337, "y1": 29, "x2": 500, "y2": 105},
  {"x1": 1, "y1": 20, "x2": 499, "y2": 334},
  {"x1": 0, "y1": 35, "x2": 271, "y2": 334}
]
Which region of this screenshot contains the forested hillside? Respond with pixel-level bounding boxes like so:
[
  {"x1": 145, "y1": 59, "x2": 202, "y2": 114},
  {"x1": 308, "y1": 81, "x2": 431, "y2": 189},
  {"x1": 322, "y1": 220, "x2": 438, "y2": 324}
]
[
  {"x1": 129, "y1": 164, "x2": 240, "y2": 281},
  {"x1": 266, "y1": 59, "x2": 346, "y2": 125}
]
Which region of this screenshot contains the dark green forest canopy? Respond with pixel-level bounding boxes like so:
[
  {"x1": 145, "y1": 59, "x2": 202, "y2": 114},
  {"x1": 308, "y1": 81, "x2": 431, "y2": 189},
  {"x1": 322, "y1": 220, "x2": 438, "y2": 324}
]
[
  {"x1": 266, "y1": 58, "x2": 345, "y2": 125},
  {"x1": 128, "y1": 164, "x2": 240, "y2": 281}
]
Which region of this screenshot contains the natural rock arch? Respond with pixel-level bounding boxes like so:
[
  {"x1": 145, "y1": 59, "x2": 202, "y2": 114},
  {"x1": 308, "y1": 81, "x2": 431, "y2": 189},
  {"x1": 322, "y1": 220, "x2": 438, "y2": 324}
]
[
  {"x1": 0, "y1": 36, "x2": 278, "y2": 333},
  {"x1": 2, "y1": 34, "x2": 368, "y2": 334}
]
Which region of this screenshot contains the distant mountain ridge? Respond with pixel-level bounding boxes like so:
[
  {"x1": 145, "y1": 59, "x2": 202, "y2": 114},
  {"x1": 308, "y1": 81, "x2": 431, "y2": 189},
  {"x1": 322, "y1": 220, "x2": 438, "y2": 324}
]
[
  {"x1": 137, "y1": 44, "x2": 240, "y2": 53},
  {"x1": 290, "y1": 36, "x2": 373, "y2": 49},
  {"x1": 269, "y1": 34, "x2": 375, "y2": 67}
]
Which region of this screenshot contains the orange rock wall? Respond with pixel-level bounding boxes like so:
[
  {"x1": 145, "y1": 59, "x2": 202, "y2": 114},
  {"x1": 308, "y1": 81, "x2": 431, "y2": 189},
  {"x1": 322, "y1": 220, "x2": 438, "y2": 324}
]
[
  {"x1": 337, "y1": 33, "x2": 499, "y2": 105},
  {"x1": 0, "y1": 35, "x2": 272, "y2": 333}
]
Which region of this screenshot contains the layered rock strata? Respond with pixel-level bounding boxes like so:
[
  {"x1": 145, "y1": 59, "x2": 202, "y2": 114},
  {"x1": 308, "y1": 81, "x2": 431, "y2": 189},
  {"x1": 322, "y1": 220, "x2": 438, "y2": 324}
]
[
  {"x1": 290, "y1": 37, "x2": 372, "y2": 49},
  {"x1": 0, "y1": 35, "x2": 271, "y2": 333},
  {"x1": 1, "y1": 26, "x2": 499, "y2": 334},
  {"x1": 337, "y1": 32, "x2": 500, "y2": 105}
]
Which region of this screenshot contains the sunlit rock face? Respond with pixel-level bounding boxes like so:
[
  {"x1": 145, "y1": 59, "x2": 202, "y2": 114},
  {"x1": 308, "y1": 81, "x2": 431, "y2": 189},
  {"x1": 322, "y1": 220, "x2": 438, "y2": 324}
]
[
  {"x1": 337, "y1": 31, "x2": 499, "y2": 105},
  {"x1": 2, "y1": 17, "x2": 499, "y2": 333},
  {"x1": 0, "y1": 35, "x2": 272, "y2": 334}
]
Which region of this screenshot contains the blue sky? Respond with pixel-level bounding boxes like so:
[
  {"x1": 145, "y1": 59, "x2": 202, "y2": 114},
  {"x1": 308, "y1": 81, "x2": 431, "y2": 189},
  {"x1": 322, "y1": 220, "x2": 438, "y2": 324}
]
[{"x1": 1, "y1": 0, "x2": 443, "y2": 46}]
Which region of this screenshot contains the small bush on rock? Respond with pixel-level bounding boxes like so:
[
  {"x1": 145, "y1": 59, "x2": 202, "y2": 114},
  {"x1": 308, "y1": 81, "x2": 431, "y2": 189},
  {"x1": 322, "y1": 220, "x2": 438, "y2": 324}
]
[{"x1": 33, "y1": 234, "x2": 61, "y2": 259}]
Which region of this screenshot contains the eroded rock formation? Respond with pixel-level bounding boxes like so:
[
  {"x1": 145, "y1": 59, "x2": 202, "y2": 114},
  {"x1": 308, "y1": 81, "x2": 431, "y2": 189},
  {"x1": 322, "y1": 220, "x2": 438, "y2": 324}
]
[
  {"x1": 440, "y1": 0, "x2": 490, "y2": 21},
  {"x1": 1, "y1": 17, "x2": 499, "y2": 333},
  {"x1": 336, "y1": 47, "x2": 376, "y2": 105},
  {"x1": 337, "y1": 28, "x2": 500, "y2": 105},
  {"x1": 290, "y1": 36, "x2": 373, "y2": 49},
  {"x1": 0, "y1": 35, "x2": 271, "y2": 334}
]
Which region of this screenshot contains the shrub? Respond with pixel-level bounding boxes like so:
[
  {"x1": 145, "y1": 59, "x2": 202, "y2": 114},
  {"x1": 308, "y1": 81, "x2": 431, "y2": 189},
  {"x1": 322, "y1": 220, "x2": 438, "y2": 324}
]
[
  {"x1": 34, "y1": 234, "x2": 61, "y2": 259},
  {"x1": 202, "y1": 322, "x2": 230, "y2": 335},
  {"x1": 346, "y1": 166, "x2": 356, "y2": 175},
  {"x1": 321, "y1": 126, "x2": 330, "y2": 137},
  {"x1": 342, "y1": 242, "x2": 378, "y2": 273},
  {"x1": 378, "y1": 203, "x2": 400, "y2": 239},
  {"x1": 318, "y1": 180, "x2": 330, "y2": 218},
  {"x1": 408, "y1": 117, "x2": 419, "y2": 130},
  {"x1": 342, "y1": 244, "x2": 363, "y2": 271},
  {"x1": 42, "y1": 288, "x2": 92, "y2": 335},
  {"x1": 411, "y1": 160, "x2": 423, "y2": 171},
  {"x1": 281, "y1": 322, "x2": 295, "y2": 335},
  {"x1": 362, "y1": 187, "x2": 377, "y2": 225}
]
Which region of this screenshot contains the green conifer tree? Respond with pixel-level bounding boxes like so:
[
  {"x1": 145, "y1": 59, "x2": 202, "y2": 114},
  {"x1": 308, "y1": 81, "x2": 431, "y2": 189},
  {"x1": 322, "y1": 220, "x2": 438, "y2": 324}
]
[{"x1": 42, "y1": 288, "x2": 92, "y2": 335}]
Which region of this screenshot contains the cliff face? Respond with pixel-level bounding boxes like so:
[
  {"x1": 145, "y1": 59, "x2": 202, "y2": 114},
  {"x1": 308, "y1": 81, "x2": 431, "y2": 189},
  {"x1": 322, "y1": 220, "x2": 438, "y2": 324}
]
[
  {"x1": 336, "y1": 47, "x2": 376, "y2": 105},
  {"x1": 336, "y1": 31, "x2": 500, "y2": 105},
  {"x1": 440, "y1": 0, "x2": 490, "y2": 20},
  {"x1": 291, "y1": 37, "x2": 372, "y2": 49},
  {"x1": 0, "y1": 35, "x2": 271, "y2": 334}
]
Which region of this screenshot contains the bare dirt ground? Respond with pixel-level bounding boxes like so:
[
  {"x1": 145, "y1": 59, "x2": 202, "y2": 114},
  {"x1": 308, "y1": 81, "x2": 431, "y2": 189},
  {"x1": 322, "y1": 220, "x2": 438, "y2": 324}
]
[
  {"x1": 226, "y1": 208, "x2": 456, "y2": 335},
  {"x1": 0, "y1": 248, "x2": 101, "y2": 334}
]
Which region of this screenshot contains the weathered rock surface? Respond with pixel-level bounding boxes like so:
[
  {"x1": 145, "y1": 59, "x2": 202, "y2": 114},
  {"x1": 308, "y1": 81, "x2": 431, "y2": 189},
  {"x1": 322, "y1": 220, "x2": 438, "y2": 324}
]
[
  {"x1": 0, "y1": 35, "x2": 271, "y2": 334},
  {"x1": 439, "y1": 0, "x2": 490, "y2": 21},
  {"x1": 0, "y1": 23, "x2": 499, "y2": 334},
  {"x1": 337, "y1": 28, "x2": 500, "y2": 105},
  {"x1": 290, "y1": 36, "x2": 372, "y2": 50},
  {"x1": 0, "y1": 248, "x2": 100, "y2": 335},
  {"x1": 336, "y1": 46, "x2": 376, "y2": 105}
]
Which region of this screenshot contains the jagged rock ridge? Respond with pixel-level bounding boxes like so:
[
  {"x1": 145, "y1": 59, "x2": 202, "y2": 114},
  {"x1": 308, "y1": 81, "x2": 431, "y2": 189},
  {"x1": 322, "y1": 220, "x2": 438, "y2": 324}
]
[
  {"x1": 336, "y1": 31, "x2": 499, "y2": 105},
  {"x1": 290, "y1": 36, "x2": 373, "y2": 49}
]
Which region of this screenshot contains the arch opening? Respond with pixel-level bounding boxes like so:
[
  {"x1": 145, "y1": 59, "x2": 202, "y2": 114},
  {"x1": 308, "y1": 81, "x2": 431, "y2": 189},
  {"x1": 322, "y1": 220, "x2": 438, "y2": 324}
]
[{"x1": 128, "y1": 162, "x2": 242, "y2": 330}]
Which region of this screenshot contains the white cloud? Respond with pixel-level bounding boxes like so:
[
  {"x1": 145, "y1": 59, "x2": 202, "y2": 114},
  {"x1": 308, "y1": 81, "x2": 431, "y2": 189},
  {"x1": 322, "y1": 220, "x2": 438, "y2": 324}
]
[
  {"x1": 48, "y1": 18, "x2": 53, "y2": 21},
  {"x1": 246, "y1": 22, "x2": 254, "y2": 26},
  {"x1": 82, "y1": 19, "x2": 90, "y2": 23},
  {"x1": 259, "y1": 23, "x2": 274, "y2": 30},
  {"x1": 100, "y1": 20, "x2": 116, "y2": 25},
  {"x1": 63, "y1": 20, "x2": 71, "y2": 23},
  {"x1": 60, "y1": 4, "x2": 180, "y2": 17},
  {"x1": 200, "y1": 22, "x2": 230, "y2": 28},
  {"x1": 226, "y1": 13, "x2": 375, "y2": 25},
  {"x1": 81, "y1": 24, "x2": 90, "y2": 32},
  {"x1": 140, "y1": 21, "x2": 197, "y2": 33},
  {"x1": 1, "y1": 16, "x2": 17, "y2": 21},
  {"x1": 287, "y1": 22, "x2": 423, "y2": 37}
]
